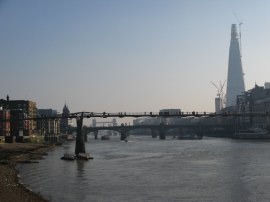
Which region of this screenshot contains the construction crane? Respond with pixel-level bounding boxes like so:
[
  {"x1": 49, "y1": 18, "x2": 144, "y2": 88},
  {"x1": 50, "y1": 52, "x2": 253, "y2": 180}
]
[{"x1": 210, "y1": 80, "x2": 226, "y2": 108}]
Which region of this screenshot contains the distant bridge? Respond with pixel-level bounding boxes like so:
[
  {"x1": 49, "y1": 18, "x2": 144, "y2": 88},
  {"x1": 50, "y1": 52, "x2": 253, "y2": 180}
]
[{"x1": 87, "y1": 123, "x2": 234, "y2": 140}]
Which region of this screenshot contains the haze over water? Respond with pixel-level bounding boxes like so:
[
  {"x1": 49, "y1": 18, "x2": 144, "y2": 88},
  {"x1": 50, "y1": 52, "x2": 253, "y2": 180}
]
[{"x1": 17, "y1": 136, "x2": 270, "y2": 202}]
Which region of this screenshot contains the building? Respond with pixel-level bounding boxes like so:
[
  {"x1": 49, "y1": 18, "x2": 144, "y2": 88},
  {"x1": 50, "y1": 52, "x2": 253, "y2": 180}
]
[
  {"x1": 10, "y1": 109, "x2": 29, "y2": 142},
  {"x1": 0, "y1": 109, "x2": 10, "y2": 138},
  {"x1": 236, "y1": 91, "x2": 252, "y2": 127},
  {"x1": 0, "y1": 96, "x2": 37, "y2": 136},
  {"x1": 236, "y1": 83, "x2": 270, "y2": 129},
  {"x1": 0, "y1": 108, "x2": 29, "y2": 143},
  {"x1": 37, "y1": 109, "x2": 60, "y2": 135},
  {"x1": 226, "y1": 24, "x2": 245, "y2": 107},
  {"x1": 60, "y1": 103, "x2": 70, "y2": 133},
  {"x1": 215, "y1": 97, "x2": 222, "y2": 113},
  {"x1": 37, "y1": 109, "x2": 61, "y2": 142}
]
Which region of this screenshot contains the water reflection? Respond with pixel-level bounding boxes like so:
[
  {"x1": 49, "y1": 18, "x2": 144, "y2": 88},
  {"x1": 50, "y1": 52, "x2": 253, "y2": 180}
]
[{"x1": 76, "y1": 160, "x2": 85, "y2": 174}]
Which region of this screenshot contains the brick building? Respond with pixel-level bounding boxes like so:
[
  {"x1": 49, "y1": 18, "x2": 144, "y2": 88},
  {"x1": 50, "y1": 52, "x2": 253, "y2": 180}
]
[
  {"x1": 0, "y1": 109, "x2": 10, "y2": 137},
  {"x1": 0, "y1": 96, "x2": 37, "y2": 136}
]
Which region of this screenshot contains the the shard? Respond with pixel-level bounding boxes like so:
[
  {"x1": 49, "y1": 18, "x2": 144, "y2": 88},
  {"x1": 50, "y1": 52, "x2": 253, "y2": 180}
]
[{"x1": 226, "y1": 24, "x2": 245, "y2": 107}]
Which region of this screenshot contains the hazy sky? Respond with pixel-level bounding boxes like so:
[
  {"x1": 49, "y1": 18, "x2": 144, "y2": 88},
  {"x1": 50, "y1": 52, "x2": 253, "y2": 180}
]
[{"x1": 1, "y1": 0, "x2": 270, "y2": 114}]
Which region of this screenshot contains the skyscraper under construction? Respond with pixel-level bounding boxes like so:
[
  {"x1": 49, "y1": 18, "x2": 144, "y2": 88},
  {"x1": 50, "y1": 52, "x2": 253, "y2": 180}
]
[{"x1": 226, "y1": 24, "x2": 245, "y2": 107}]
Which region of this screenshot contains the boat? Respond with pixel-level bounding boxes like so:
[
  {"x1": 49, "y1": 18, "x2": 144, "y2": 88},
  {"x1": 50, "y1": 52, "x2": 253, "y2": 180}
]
[
  {"x1": 177, "y1": 133, "x2": 198, "y2": 140},
  {"x1": 67, "y1": 134, "x2": 75, "y2": 141},
  {"x1": 61, "y1": 153, "x2": 75, "y2": 160},
  {"x1": 76, "y1": 153, "x2": 93, "y2": 160},
  {"x1": 233, "y1": 127, "x2": 270, "y2": 140}
]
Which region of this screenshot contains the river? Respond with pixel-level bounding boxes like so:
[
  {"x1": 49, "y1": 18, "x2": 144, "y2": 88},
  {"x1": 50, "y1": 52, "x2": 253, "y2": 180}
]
[{"x1": 16, "y1": 135, "x2": 270, "y2": 202}]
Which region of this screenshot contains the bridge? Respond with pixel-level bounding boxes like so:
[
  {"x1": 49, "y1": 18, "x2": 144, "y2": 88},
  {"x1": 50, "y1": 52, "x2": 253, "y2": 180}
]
[
  {"x1": 68, "y1": 111, "x2": 264, "y2": 156},
  {"x1": 91, "y1": 118, "x2": 117, "y2": 127},
  {"x1": 1, "y1": 110, "x2": 269, "y2": 156},
  {"x1": 86, "y1": 123, "x2": 234, "y2": 141}
]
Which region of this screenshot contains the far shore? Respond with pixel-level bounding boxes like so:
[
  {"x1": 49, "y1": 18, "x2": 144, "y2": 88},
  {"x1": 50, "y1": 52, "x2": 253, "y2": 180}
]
[{"x1": 0, "y1": 143, "x2": 53, "y2": 202}]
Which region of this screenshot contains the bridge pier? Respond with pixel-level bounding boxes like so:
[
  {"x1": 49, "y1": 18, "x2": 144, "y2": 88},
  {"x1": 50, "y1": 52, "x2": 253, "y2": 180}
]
[
  {"x1": 75, "y1": 113, "x2": 86, "y2": 156},
  {"x1": 83, "y1": 127, "x2": 88, "y2": 142},
  {"x1": 159, "y1": 123, "x2": 166, "y2": 140},
  {"x1": 94, "y1": 130, "x2": 98, "y2": 140},
  {"x1": 197, "y1": 125, "x2": 204, "y2": 139},
  {"x1": 178, "y1": 128, "x2": 183, "y2": 138},
  {"x1": 159, "y1": 131, "x2": 166, "y2": 140},
  {"x1": 120, "y1": 131, "x2": 127, "y2": 141},
  {"x1": 151, "y1": 129, "x2": 157, "y2": 138},
  {"x1": 120, "y1": 124, "x2": 127, "y2": 141}
]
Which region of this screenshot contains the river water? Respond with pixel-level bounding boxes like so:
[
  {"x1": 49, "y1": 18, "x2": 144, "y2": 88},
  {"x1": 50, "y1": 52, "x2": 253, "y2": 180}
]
[{"x1": 17, "y1": 136, "x2": 270, "y2": 202}]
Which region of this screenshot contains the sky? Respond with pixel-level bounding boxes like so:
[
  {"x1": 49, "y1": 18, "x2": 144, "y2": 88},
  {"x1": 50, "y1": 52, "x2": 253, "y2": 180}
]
[{"x1": 1, "y1": 0, "x2": 270, "y2": 115}]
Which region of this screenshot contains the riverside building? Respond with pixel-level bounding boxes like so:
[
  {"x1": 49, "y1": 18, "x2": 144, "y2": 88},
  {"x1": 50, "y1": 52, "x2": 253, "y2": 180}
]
[
  {"x1": 236, "y1": 83, "x2": 270, "y2": 130},
  {"x1": 0, "y1": 108, "x2": 10, "y2": 139},
  {"x1": 37, "y1": 109, "x2": 61, "y2": 142},
  {"x1": 0, "y1": 96, "x2": 37, "y2": 137},
  {"x1": 60, "y1": 103, "x2": 70, "y2": 134},
  {"x1": 0, "y1": 108, "x2": 29, "y2": 143}
]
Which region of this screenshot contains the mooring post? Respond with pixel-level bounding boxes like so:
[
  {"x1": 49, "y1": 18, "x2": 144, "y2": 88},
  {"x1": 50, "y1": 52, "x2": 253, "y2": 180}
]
[{"x1": 75, "y1": 113, "x2": 86, "y2": 156}]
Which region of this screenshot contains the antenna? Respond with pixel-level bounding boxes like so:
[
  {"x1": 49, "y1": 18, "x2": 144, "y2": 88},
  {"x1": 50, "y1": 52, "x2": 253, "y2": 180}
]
[{"x1": 233, "y1": 12, "x2": 243, "y2": 57}]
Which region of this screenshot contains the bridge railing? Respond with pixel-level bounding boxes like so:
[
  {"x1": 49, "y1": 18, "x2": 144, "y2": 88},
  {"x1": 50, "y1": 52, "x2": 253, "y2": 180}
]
[{"x1": 0, "y1": 111, "x2": 270, "y2": 122}]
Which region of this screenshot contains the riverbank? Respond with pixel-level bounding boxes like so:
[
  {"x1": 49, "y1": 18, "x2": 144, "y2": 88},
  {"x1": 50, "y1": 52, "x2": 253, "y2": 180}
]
[{"x1": 0, "y1": 143, "x2": 52, "y2": 202}]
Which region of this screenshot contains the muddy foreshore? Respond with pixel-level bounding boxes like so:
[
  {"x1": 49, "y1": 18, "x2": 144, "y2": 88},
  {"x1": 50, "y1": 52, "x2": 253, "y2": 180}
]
[{"x1": 0, "y1": 143, "x2": 53, "y2": 202}]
